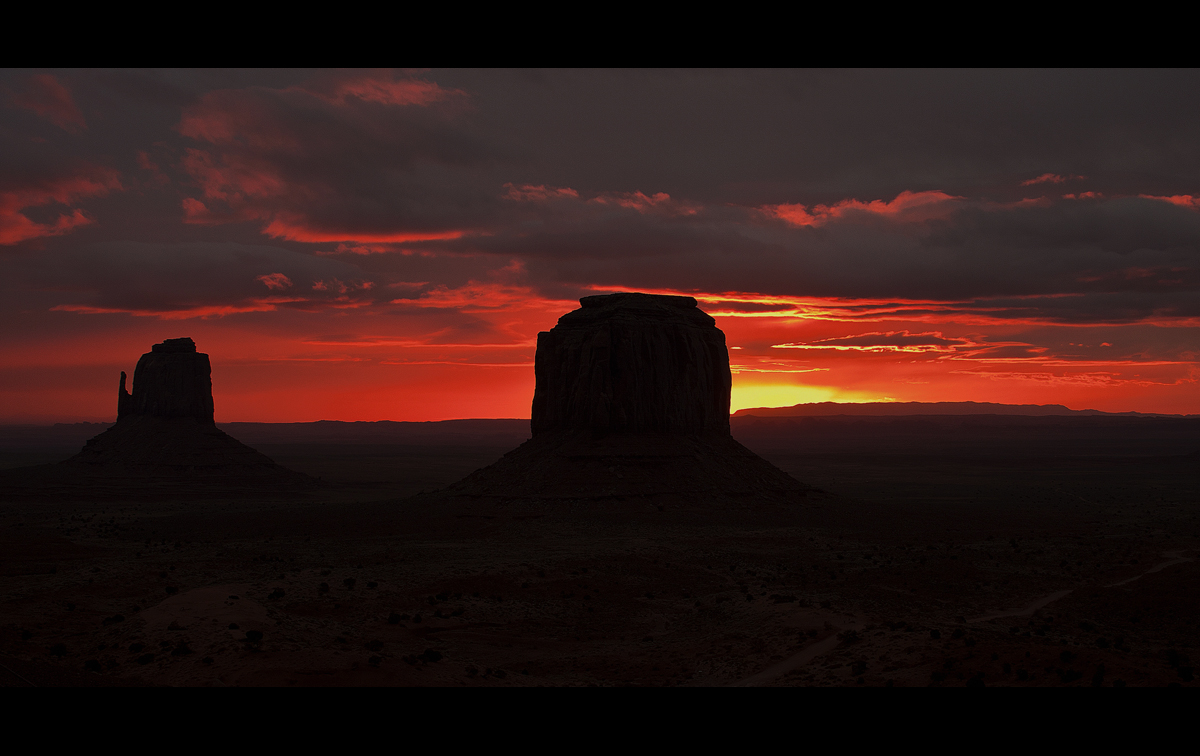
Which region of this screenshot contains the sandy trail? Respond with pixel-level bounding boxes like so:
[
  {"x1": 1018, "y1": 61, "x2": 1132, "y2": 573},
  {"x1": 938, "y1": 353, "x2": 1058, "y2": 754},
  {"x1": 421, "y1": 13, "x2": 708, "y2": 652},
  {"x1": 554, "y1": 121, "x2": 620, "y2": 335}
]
[
  {"x1": 1105, "y1": 550, "x2": 1192, "y2": 587},
  {"x1": 966, "y1": 590, "x2": 1073, "y2": 624},
  {"x1": 0, "y1": 661, "x2": 35, "y2": 687},
  {"x1": 965, "y1": 550, "x2": 1192, "y2": 625},
  {"x1": 732, "y1": 622, "x2": 863, "y2": 687},
  {"x1": 737, "y1": 549, "x2": 1194, "y2": 685}
]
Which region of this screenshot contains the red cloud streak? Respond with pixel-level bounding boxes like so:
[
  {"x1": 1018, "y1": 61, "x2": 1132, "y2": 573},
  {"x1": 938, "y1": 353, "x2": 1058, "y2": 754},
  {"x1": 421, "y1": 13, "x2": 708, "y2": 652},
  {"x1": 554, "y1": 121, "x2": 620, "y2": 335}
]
[
  {"x1": 9, "y1": 74, "x2": 86, "y2": 132},
  {"x1": 0, "y1": 171, "x2": 122, "y2": 245}
]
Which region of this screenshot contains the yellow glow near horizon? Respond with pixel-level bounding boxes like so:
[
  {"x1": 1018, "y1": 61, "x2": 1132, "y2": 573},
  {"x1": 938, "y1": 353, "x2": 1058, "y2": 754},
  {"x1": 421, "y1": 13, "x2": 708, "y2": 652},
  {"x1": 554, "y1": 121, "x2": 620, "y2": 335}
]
[{"x1": 729, "y1": 383, "x2": 894, "y2": 413}]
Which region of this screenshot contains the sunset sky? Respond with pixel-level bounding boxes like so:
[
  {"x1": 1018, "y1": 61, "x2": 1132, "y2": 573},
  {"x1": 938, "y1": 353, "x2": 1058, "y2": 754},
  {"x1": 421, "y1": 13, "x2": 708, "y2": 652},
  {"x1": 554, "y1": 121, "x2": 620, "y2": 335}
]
[{"x1": 2, "y1": 69, "x2": 1198, "y2": 422}]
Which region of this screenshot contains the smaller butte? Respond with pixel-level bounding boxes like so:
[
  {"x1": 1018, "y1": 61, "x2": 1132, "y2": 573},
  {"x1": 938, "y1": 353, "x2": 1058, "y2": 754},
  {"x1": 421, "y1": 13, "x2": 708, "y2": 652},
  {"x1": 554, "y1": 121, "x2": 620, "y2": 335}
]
[{"x1": 55, "y1": 338, "x2": 310, "y2": 494}]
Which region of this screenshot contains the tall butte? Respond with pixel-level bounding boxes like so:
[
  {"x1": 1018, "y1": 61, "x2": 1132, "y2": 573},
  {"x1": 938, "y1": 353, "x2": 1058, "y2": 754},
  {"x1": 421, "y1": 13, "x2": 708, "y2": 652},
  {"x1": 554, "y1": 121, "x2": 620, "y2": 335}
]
[
  {"x1": 443, "y1": 293, "x2": 812, "y2": 504},
  {"x1": 63, "y1": 337, "x2": 307, "y2": 488}
]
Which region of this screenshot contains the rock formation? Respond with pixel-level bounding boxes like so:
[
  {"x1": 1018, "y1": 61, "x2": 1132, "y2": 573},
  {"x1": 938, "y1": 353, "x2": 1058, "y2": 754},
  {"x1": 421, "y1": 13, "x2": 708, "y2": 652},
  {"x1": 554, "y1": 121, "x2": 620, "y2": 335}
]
[
  {"x1": 118, "y1": 337, "x2": 214, "y2": 422},
  {"x1": 531, "y1": 293, "x2": 730, "y2": 436},
  {"x1": 54, "y1": 338, "x2": 311, "y2": 492},
  {"x1": 440, "y1": 293, "x2": 812, "y2": 506}
]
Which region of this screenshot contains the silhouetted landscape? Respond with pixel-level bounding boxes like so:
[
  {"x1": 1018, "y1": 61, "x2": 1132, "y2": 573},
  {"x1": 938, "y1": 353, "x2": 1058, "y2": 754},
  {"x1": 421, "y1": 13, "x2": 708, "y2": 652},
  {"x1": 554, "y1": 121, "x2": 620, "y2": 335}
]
[{"x1": 1, "y1": 294, "x2": 1197, "y2": 687}]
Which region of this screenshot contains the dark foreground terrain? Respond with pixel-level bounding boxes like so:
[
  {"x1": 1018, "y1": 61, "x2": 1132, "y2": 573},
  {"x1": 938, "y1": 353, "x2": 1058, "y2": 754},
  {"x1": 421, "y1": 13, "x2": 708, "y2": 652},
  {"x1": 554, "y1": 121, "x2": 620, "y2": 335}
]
[{"x1": 1, "y1": 415, "x2": 1197, "y2": 687}]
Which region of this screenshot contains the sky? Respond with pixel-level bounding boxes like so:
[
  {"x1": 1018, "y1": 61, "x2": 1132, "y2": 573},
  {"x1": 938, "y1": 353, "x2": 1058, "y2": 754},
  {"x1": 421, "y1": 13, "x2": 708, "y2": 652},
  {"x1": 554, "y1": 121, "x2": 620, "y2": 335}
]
[{"x1": 2, "y1": 69, "x2": 1198, "y2": 422}]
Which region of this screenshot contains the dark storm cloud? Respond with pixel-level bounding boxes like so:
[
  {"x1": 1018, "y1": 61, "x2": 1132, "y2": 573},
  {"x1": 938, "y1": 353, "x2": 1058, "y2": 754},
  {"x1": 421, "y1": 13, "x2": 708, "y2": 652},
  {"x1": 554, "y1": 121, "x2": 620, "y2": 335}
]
[
  {"x1": 2, "y1": 69, "x2": 1200, "y2": 326},
  {"x1": 8, "y1": 241, "x2": 378, "y2": 316},
  {"x1": 172, "y1": 71, "x2": 505, "y2": 240},
  {"x1": 435, "y1": 190, "x2": 1200, "y2": 323},
  {"x1": 432, "y1": 69, "x2": 1200, "y2": 201}
]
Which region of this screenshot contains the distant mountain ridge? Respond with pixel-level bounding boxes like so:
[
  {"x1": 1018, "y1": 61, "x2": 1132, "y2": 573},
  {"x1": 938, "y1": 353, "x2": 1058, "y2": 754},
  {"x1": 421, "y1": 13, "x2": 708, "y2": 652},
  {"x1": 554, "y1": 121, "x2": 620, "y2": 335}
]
[{"x1": 732, "y1": 401, "x2": 1197, "y2": 418}]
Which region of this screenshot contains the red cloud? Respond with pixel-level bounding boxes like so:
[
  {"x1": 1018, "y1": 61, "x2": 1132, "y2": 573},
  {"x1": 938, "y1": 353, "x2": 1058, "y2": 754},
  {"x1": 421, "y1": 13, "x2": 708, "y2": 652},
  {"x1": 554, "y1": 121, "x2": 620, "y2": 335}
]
[
  {"x1": 1021, "y1": 173, "x2": 1085, "y2": 186},
  {"x1": 301, "y1": 71, "x2": 460, "y2": 107},
  {"x1": 772, "y1": 330, "x2": 974, "y2": 353},
  {"x1": 591, "y1": 190, "x2": 700, "y2": 216},
  {"x1": 0, "y1": 170, "x2": 122, "y2": 245},
  {"x1": 180, "y1": 148, "x2": 286, "y2": 206},
  {"x1": 256, "y1": 273, "x2": 293, "y2": 290},
  {"x1": 766, "y1": 190, "x2": 960, "y2": 227},
  {"x1": 502, "y1": 183, "x2": 580, "y2": 202},
  {"x1": 502, "y1": 184, "x2": 700, "y2": 217},
  {"x1": 50, "y1": 297, "x2": 305, "y2": 320},
  {"x1": 391, "y1": 281, "x2": 569, "y2": 312},
  {"x1": 9, "y1": 74, "x2": 86, "y2": 133},
  {"x1": 592, "y1": 190, "x2": 670, "y2": 210},
  {"x1": 262, "y1": 216, "x2": 466, "y2": 244},
  {"x1": 1139, "y1": 194, "x2": 1200, "y2": 209},
  {"x1": 312, "y1": 278, "x2": 373, "y2": 294},
  {"x1": 175, "y1": 76, "x2": 478, "y2": 245}
]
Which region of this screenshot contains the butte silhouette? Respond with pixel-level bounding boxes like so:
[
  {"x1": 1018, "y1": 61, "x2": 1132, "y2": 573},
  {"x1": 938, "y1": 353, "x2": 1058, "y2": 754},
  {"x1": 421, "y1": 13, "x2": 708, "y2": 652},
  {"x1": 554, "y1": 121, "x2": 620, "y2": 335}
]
[
  {"x1": 55, "y1": 338, "x2": 308, "y2": 492},
  {"x1": 440, "y1": 293, "x2": 812, "y2": 505}
]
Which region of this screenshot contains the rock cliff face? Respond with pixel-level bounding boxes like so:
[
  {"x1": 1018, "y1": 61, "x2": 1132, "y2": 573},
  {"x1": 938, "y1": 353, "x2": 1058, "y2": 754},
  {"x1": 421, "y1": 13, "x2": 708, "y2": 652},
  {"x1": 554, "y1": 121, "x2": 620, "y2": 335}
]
[
  {"x1": 118, "y1": 337, "x2": 214, "y2": 422},
  {"x1": 532, "y1": 293, "x2": 731, "y2": 436},
  {"x1": 53, "y1": 338, "x2": 311, "y2": 493},
  {"x1": 440, "y1": 293, "x2": 811, "y2": 506}
]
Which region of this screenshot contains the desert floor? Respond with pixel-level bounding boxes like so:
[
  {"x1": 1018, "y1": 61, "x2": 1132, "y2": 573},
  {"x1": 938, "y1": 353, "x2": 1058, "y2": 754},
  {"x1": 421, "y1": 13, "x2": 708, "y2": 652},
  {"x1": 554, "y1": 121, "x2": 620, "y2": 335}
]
[{"x1": 1, "y1": 426, "x2": 1197, "y2": 687}]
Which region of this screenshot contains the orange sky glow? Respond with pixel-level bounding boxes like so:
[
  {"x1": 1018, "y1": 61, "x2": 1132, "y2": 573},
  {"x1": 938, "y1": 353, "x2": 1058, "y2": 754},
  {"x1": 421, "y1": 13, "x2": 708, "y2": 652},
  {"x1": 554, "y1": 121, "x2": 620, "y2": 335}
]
[
  {"x1": 2, "y1": 282, "x2": 1195, "y2": 423},
  {"x1": 2, "y1": 70, "x2": 1198, "y2": 422}
]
